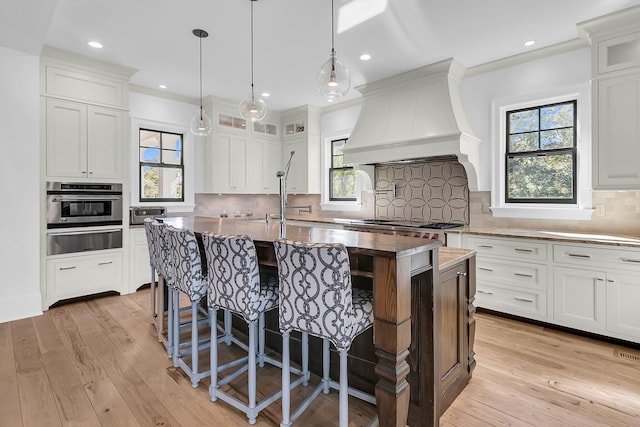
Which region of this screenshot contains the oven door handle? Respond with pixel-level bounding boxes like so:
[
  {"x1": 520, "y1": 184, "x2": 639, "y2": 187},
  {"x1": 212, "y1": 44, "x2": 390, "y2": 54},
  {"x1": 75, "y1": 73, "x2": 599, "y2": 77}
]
[
  {"x1": 48, "y1": 229, "x2": 122, "y2": 236},
  {"x1": 49, "y1": 195, "x2": 122, "y2": 202}
]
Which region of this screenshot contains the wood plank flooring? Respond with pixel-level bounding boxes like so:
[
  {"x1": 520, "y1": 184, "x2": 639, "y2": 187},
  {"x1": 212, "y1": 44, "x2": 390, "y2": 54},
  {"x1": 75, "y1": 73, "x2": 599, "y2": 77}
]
[{"x1": 2, "y1": 288, "x2": 639, "y2": 426}]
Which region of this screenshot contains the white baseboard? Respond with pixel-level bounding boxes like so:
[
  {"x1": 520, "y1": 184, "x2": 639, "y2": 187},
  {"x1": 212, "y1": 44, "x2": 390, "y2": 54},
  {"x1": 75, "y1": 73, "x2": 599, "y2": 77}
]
[{"x1": 0, "y1": 293, "x2": 43, "y2": 323}]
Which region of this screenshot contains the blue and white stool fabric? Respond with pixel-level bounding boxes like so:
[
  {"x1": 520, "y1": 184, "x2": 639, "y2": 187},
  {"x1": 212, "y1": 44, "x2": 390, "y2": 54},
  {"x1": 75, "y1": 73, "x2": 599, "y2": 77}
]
[
  {"x1": 166, "y1": 226, "x2": 210, "y2": 388},
  {"x1": 203, "y1": 233, "x2": 307, "y2": 425},
  {"x1": 274, "y1": 239, "x2": 375, "y2": 427}
]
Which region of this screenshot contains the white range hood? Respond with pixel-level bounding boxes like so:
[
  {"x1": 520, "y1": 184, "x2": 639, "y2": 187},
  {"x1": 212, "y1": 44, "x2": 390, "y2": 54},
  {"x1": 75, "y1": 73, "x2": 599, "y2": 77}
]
[{"x1": 343, "y1": 58, "x2": 481, "y2": 191}]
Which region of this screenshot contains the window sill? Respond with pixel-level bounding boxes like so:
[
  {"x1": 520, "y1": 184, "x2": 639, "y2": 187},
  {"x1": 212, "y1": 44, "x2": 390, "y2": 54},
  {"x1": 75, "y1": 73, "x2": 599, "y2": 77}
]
[
  {"x1": 320, "y1": 202, "x2": 362, "y2": 212},
  {"x1": 490, "y1": 206, "x2": 594, "y2": 221}
]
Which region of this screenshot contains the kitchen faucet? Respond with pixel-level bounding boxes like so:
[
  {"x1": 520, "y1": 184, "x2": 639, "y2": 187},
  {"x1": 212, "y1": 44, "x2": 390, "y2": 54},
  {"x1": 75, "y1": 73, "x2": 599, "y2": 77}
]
[{"x1": 276, "y1": 150, "x2": 295, "y2": 237}]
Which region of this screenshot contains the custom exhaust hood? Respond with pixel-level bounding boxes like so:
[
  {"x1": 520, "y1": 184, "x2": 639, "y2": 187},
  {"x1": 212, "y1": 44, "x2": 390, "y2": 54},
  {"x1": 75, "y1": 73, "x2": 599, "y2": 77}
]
[{"x1": 343, "y1": 58, "x2": 481, "y2": 191}]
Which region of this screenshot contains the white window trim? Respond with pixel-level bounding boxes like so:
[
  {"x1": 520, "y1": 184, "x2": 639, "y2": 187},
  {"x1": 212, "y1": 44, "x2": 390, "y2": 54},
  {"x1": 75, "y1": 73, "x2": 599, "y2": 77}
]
[
  {"x1": 490, "y1": 85, "x2": 594, "y2": 220},
  {"x1": 320, "y1": 130, "x2": 367, "y2": 211},
  {"x1": 131, "y1": 117, "x2": 195, "y2": 213}
]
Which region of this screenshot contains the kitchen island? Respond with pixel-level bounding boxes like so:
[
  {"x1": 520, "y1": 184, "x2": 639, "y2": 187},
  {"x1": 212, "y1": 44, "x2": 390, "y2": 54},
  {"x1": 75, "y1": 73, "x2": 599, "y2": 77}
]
[{"x1": 164, "y1": 216, "x2": 476, "y2": 427}]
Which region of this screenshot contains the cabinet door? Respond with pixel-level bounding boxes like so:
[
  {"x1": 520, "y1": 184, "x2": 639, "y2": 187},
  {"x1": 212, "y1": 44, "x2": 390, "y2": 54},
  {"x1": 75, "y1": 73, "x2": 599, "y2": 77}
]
[
  {"x1": 553, "y1": 266, "x2": 606, "y2": 332},
  {"x1": 595, "y1": 74, "x2": 640, "y2": 189},
  {"x1": 87, "y1": 106, "x2": 123, "y2": 179},
  {"x1": 282, "y1": 138, "x2": 307, "y2": 193},
  {"x1": 247, "y1": 139, "x2": 264, "y2": 193},
  {"x1": 606, "y1": 272, "x2": 640, "y2": 340},
  {"x1": 263, "y1": 140, "x2": 281, "y2": 193},
  {"x1": 211, "y1": 133, "x2": 248, "y2": 193},
  {"x1": 46, "y1": 99, "x2": 87, "y2": 178}
]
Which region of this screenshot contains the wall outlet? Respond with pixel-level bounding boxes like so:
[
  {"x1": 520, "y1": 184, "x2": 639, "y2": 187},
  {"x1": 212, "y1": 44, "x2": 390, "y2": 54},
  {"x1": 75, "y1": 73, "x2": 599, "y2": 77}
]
[
  {"x1": 595, "y1": 204, "x2": 606, "y2": 217},
  {"x1": 482, "y1": 202, "x2": 491, "y2": 214}
]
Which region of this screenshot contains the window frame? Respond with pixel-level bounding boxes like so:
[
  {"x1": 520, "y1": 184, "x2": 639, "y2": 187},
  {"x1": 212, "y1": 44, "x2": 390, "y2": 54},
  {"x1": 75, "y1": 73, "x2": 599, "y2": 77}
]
[
  {"x1": 328, "y1": 137, "x2": 357, "y2": 202},
  {"x1": 139, "y1": 127, "x2": 185, "y2": 203},
  {"x1": 504, "y1": 100, "x2": 578, "y2": 204}
]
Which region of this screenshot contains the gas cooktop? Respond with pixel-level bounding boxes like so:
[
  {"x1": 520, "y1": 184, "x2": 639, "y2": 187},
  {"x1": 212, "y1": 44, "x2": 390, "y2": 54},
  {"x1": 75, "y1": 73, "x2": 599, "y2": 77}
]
[{"x1": 361, "y1": 219, "x2": 463, "y2": 229}]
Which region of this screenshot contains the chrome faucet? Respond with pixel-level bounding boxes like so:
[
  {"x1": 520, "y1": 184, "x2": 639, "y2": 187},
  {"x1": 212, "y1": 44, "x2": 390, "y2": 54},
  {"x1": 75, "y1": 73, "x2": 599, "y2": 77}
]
[{"x1": 276, "y1": 150, "x2": 296, "y2": 237}]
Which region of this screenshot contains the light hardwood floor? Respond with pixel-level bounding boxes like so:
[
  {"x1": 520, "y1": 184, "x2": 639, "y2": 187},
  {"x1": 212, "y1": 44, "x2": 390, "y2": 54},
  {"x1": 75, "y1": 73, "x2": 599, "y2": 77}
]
[{"x1": 2, "y1": 288, "x2": 639, "y2": 426}]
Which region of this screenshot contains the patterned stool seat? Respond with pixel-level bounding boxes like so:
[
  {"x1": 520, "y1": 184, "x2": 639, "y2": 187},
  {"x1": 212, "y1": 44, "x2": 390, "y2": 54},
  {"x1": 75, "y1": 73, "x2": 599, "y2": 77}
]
[{"x1": 274, "y1": 239, "x2": 376, "y2": 427}]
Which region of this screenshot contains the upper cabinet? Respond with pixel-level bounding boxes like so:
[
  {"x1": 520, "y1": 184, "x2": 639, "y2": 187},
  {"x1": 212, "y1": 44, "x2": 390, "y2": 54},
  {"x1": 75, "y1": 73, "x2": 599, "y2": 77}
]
[
  {"x1": 41, "y1": 47, "x2": 134, "y2": 182},
  {"x1": 578, "y1": 7, "x2": 640, "y2": 190},
  {"x1": 280, "y1": 105, "x2": 321, "y2": 194}
]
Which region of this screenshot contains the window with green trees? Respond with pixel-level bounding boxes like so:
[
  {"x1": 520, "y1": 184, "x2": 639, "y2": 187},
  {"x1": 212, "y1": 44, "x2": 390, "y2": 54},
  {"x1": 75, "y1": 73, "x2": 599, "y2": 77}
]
[
  {"x1": 329, "y1": 138, "x2": 356, "y2": 201},
  {"x1": 139, "y1": 129, "x2": 184, "y2": 202},
  {"x1": 506, "y1": 100, "x2": 577, "y2": 204}
]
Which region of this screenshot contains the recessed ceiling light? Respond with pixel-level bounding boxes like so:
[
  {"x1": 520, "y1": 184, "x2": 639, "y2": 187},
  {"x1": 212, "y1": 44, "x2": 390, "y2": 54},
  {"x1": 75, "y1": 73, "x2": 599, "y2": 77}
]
[
  {"x1": 261, "y1": 92, "x2": 270, "y2": 97},
  {"x1": 327, "y1": 99, "x2": 334, "y2": 103},
  {"x1": 524, "y1": 40, "x2": 535, "y2": 47},
  {"x1": 360, "y1": 53, "x2": 371, "y2": 61},
  {"x1": 88, "y1": 41, "x2": 103, "y2": 49},
  {"x1": 158, "y1": 84, "x2": 167, "y2": 89}
]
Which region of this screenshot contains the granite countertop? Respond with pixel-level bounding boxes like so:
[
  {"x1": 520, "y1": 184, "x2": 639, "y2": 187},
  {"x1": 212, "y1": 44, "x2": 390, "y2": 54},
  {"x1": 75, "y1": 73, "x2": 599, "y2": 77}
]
[{"x1": 439, "y1": 247, "x2": 475, "y2": 270}]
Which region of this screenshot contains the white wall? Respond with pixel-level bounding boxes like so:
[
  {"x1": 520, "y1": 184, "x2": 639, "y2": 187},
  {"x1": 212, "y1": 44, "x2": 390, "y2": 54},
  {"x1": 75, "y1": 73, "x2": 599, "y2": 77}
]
[
  {"x1": 0, "y1": 47, "x2": 42, "y2": 323},
  {"x1": 461, "y1": 47, "x2": 592, "y2": 191},
  {"x1": 129, "y1": 92, "x2": 200, "y2": 211}
]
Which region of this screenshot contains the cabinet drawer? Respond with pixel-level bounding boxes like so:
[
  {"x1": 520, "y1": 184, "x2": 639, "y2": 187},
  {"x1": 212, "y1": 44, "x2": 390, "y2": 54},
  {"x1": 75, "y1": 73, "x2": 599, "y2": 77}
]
[
  {"x1": 476, "y1": 258, "x2": 546, "y2": 290},
  {"x1": 475, "y1": 283, "x2": 547, "y2": 318},
  {"x1": 554, "y1": 244, "x2": 640, "y2": 272},
  {"x1": 465, "y1": 236, "x2": 547, "y2": 262},
  {"x1": 47, "y1": 251, "x2": 123, "y2": 304}
]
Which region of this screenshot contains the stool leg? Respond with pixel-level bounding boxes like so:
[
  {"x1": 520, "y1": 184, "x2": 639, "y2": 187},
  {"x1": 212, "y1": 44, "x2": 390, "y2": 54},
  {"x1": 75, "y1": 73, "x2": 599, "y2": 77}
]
[
  {"x1": 258, "y1": 312, "x2": 265, "y2": 368},
  {"x1": 302, "y1": 332, "x2": 309, "y2": 386},
  {"x1": 209, "y1": 307, "x2": 218, "y2": 402},
  {"x1": 172, "y1": 289, "x2": 180, "y2": 367},
  {"x1": 224, "y1": 309, "x2": 232, "y2": 346},
  {"x1": 191, "y1": 300, "x2": 200, "y2": 388},
  {"x1": 339, "y1": 349, "x2": 348, "y2": 427},
  {"x1": 281, "y1": 330, "x2": 291, "y2": 427},
  {"x1": 150, "y1": 267, "x2": 156, "y2": 324},
  {"x1": 166, "y1": 285, "x2": 174, "y2": 358},
  {"x1": 248, "y1": 320, "x2": 257, "y2": 424},
  {"x1": 156, "y1": 276, "x2": 165, "y2": 342},
  {"x1": 322, "y1": 338, "x2": 330, "y2": 394}
]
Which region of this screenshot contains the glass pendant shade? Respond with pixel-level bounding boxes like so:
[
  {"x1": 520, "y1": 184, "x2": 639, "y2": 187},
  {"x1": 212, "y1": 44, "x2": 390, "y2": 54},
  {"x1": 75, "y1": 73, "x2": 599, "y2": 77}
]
[
  {"x1": 316, "y1": 49, "x2": 350, "y2": 99},
  {"x1": 239, "y1": 91, "x2": 267, "y2": 122},
  {"x1": 190, "y1": 106, "x2": 212, "y2": 136}
]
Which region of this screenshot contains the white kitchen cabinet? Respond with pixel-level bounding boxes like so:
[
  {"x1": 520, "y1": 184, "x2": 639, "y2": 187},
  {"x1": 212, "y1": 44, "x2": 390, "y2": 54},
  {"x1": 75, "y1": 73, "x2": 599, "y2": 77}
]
[
  {"x1": 46, "y1": 250, "x2": 123, "y2": 307},
  {"x1": 606, "y1": 272, "x2": 640, "y2": 339},
  {"x1": 593, "y1": 74, "x2": 640, "y2": 189},
  {"x1": 130, "y1": 228, "x2": 151, "y2": 290},
  {"x1": 208, "y1": 132, "x2": 249, "y2": 193},
  {"x1": 248, "y1": 139, "x2": 281, "y2": 194},
  {"x1": 280, "y1": 105, "x2": 321, "y2": 194},
  {"x1": 282, "y1": 137, "x2": 308, "y2": 193},
  {"x1": 463, "y1": 235, "x2": 550, "y2": 321},
  {"x1": 46, "y1": 98, "x2": 124, "y2": 179},
  {"x1": 553, "y1": 266, "x2": 607, "y2": 332}
]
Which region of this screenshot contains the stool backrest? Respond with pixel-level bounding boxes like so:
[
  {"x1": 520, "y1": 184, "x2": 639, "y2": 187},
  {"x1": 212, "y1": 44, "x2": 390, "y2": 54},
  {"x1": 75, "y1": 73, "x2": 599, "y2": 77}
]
[
  {"x1": 274, "y1": 239, "x2": 354, "y2": 350},
  {"x1": 166, "y1": 226, "x2": 206, "y2": 301},
  {"x1": 202, "y1": 233, "x2": 262, "y2": 322},
  {"x1": 147, "y1": 219, "x2": 172, "y2": 283}
]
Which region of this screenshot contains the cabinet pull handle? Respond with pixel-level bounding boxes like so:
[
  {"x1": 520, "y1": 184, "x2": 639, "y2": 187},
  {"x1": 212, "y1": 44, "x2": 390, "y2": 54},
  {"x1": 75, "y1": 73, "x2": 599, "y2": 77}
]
[
  {"x1": 59, "y1": 266, "x2": 76, "y2": 270},
  {"x1": 477, "y1": 244, "x2": 493, "y2": 248},
  {"x1": 607, "y1": 279, "x2": 615, "y2": 283},
  {"x1": 514, "y1": 248, "x2": 534, "y2": 253},
  {"x1": 514, "y1": 272, "x2": 533, "y2": 277},
  {"x1": 478, "y1": 267, "x2": 493, "y2": 272},
  {"x1": 567, "y1": 253, "x2": 590, "y2": 259},
  {"x1": 621, "y1": 258, "x2": 640, "y2": 263},
  {"x1": 514, "y1": 297, "x2": 534, "y2": 303},
  {"x1": 98, "y1": 261, "x2": 113, "y2": 266},
  {"x1": 477, "y1": 290, "x2": 493, "y2": 295},
  {"x1": 456, "y1": 271, "x2": 467, "y2": 277},
  {"x1": 595, "y1": 278, "x2": 605, "y2": 282}
]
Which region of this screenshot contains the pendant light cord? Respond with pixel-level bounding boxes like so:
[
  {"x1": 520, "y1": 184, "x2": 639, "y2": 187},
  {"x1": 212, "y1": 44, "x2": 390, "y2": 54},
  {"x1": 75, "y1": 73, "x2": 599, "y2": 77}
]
[
  {"x1": 250, "y1": 0, "x2": 255, "y2": 101},
  {"x1": 331, "y1": 0, "x2": 335, "y2": 54},
  {"x1": 199, "y1": 34, "x2": 203, "y2": 119}
]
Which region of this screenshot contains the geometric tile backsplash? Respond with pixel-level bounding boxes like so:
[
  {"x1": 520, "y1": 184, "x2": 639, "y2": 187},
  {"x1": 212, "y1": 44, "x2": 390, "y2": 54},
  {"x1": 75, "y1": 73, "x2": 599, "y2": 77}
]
[{"x1": 375, "y1": 157, "x2": 469, "y2": 224}]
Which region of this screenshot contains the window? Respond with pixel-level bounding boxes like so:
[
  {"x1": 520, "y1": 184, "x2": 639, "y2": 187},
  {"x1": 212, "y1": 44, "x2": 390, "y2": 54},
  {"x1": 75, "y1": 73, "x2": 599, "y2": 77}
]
[
  {"x1": 329, "y1": 138, "x2": 356, "y2": 201},
  {"x1": 505, "y1": 100, "x2": 577, "y2": 204},
  {"x1": 139, "y1": 128, "x2": 184, "y2": 202}
]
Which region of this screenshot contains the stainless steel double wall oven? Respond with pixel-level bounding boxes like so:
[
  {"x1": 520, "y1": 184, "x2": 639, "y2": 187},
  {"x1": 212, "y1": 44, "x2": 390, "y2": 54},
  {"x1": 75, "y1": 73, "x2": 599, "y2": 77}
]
[{"x1": 46, "y1": 182, "x2": 123, "y2": 255}]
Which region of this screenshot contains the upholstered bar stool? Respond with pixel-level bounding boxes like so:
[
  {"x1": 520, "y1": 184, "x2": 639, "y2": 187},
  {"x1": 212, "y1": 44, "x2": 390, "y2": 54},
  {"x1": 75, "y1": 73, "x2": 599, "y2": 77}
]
[
  {"x1": 274, "y1": 239, "x2": 376, "y2": 427},
  {"x1": 166, "y1": 225, "x2": 211, "y2": 388},
  {"x1": 202, "y1": 233, "x2": 308, "y2": 425}
]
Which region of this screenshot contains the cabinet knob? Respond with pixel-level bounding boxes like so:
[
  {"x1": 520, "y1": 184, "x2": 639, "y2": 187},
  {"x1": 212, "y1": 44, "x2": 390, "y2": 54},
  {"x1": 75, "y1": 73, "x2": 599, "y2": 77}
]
[{"x1": 456, "y1": 271, "x2": 467, "y2": 277}]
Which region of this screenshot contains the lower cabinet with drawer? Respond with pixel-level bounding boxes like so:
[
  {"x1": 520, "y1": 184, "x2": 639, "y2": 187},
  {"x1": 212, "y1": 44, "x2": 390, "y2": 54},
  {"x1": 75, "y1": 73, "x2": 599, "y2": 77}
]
[
  {"x1": 46, "y1": 250, "x2": 123, "y2": 307},
  {"x1": 130, "y1": 227, "x2": 151, "y2": 290},
  {"x1": 464, "y1": 234, "x2": 640, "y2": 343}
]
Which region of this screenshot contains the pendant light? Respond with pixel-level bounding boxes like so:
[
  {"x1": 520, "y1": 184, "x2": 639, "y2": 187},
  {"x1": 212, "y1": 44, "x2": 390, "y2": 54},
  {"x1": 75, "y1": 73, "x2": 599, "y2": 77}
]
[
  {"x1": 190, "y1": 29, "x2": 212, "y2": 136},
  {"x1": 316, "y1": 0, "x2": 350, "y2": 99},
  {"x1": 239, "y1": 0, "x2": 267, "y2": 122}
]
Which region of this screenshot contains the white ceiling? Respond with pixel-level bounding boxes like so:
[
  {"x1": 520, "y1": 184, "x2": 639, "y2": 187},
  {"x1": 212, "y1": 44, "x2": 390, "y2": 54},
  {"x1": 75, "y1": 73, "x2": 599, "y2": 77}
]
[{"x1": 3, "y1": 0, "x2": 640, "y2": 112}]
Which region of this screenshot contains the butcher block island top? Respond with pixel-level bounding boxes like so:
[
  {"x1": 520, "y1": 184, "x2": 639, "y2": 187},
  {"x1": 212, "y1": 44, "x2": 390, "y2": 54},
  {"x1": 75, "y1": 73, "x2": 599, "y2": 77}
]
[{"x1": 164, "y1": 216, "x2": 476, "y2": 427}]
